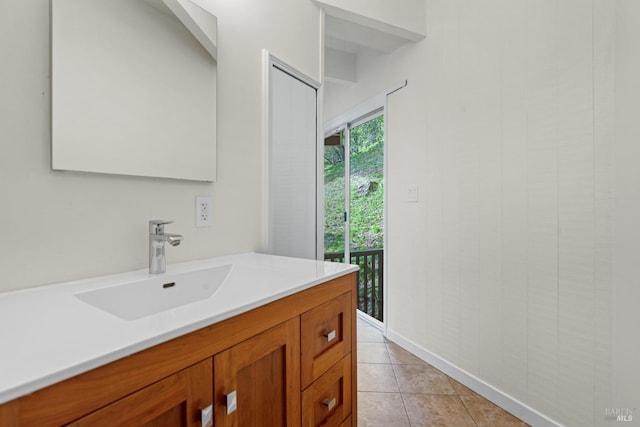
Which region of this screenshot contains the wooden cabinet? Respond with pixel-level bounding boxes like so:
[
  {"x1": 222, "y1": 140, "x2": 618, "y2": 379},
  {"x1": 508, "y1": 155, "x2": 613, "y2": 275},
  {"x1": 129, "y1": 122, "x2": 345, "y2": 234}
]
[
  {"x1": 300, "y1": 292, "x2": 352, "y2": 389},
  {"x1": 66, "y1": 359, "x2": 212, "y2": 427},
  {"x1": 300, "y1": 291, "x2": 354, "y2": 427},
  {"x1": 301, "y1": 355, "x2": 351, "y2": 427},
  {"x1": 213, "y1": 318, "x2": 300, "y2": 427},
  {"x1": 1, "y1": 272, "x2": 357, "y2": 427}
]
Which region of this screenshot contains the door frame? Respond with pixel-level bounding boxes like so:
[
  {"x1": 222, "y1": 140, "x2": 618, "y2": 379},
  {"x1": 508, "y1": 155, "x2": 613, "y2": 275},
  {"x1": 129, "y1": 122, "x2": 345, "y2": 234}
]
[{"x1": 323, "y1": 80, "x2": 407, "y2": 330}]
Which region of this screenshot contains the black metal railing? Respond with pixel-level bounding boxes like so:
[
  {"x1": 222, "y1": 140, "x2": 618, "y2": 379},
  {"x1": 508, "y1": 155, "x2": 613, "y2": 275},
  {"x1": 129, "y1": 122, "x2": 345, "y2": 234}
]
[{"x1": 324, "y1": 249, "x2": 383, "y2": 322}]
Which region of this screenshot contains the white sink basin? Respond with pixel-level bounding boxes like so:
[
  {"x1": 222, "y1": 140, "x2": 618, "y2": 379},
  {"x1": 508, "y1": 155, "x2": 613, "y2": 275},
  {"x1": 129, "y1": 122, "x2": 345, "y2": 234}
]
[{"x1": 75, "y1": 264, "x2": 232, "y2": 320}]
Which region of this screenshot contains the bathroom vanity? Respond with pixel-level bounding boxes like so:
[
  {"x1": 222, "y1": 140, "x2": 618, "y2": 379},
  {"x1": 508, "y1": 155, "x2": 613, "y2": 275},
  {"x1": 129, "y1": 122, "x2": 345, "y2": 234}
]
[{"x1": 0, "y1": 253, "x2": 358, "y2": 426}]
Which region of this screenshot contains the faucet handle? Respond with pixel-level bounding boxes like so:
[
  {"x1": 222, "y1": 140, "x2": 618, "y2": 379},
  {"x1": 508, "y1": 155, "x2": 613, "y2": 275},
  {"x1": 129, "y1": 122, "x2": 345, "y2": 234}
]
[{"x1": 149, "y1": 220, "x2": 173, "y2": 234}]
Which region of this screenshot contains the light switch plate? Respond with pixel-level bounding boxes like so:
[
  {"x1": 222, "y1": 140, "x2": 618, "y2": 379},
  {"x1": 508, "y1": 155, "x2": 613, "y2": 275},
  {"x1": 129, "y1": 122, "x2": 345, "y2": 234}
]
[{"x1": 407, "y1": 185, "x2": 419, "y2": 202}]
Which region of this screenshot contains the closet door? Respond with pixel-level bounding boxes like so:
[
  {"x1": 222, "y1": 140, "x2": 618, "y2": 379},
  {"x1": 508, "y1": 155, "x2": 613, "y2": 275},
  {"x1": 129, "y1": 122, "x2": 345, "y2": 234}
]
[{"x1": 266, "y1": 61, "x2": 318, "y2": 260}]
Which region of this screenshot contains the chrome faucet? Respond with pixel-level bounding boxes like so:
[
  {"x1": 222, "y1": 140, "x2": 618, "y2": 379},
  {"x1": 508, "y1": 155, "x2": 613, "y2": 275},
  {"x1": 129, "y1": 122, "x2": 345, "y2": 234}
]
[{"x1": 149, "y1": 220, "x2": 183, "y2": 274}]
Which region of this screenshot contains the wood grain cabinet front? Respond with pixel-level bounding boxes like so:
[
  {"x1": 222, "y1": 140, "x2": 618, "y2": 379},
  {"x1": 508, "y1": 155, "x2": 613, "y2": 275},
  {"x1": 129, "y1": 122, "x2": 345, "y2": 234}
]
[
  {"x1": 65, "y1": 358, "x2": 212, "y2": 427},
  {"x1": 301, "y1": 355, "x2": 351, "y2": 427},
  {"x1": 300, "y1": 292, "x2": 352, "y2": 389},
  {"x1": 213, "y1": 318, "x2": 301, "y2": 427}
]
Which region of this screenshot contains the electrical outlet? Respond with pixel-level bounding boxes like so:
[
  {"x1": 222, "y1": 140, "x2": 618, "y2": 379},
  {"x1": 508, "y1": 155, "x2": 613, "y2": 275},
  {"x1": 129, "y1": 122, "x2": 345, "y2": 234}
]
[{"x1": 196, "y1": 196, "x2": 212, "y2": 227}]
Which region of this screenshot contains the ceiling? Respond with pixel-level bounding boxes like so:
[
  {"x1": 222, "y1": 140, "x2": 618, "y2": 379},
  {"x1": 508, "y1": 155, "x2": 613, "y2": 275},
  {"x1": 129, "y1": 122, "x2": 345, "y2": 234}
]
[
  {"x1": 323, "y1": 11, "x2": 423, "y2": 85},
  {"x1": 325, "y1": 15, "x2": 411, "y2": 55}
]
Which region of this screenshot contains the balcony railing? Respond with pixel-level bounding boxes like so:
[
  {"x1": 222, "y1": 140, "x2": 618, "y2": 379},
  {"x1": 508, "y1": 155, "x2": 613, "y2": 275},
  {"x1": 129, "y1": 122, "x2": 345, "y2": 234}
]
[{"x1": 324, "y1": 249, "x2": 383, "y2": 322}]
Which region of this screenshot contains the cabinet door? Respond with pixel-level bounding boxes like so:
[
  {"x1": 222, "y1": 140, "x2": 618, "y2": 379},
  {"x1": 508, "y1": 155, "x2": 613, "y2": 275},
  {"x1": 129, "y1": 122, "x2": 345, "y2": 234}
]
[
  {"x1": 65, "y1": 359, "x2": 213, "y2": 427},
  {"x1": 214, "y1": 317, "x2": 301, "y2": 427},
  {"x1": 300, "y1": 292, "x2": 352, "y2": 388},
  {"x1": 301, "y1": 355, "x2": 351, "y2": 427}
]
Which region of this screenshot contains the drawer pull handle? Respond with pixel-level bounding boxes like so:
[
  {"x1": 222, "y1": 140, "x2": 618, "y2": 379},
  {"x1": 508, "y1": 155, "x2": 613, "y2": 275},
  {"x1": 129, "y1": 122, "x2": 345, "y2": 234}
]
[
  {"x1": 201, "y1": 404, "x2": 213, "y2": 427},
  {"x1": 325, "y1": 330, "x2": 337, "y2": 342},
  {"x1": 226, "y1": 390, "x2": 237, "y2": 415},
  {"x1": 323, "y1": 397, "x2": 337, "y2": 411}
]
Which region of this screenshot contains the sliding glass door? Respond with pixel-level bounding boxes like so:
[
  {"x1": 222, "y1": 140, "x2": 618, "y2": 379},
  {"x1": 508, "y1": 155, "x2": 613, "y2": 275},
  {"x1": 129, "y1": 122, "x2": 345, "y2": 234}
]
[{"x1": 324, "y1": 113, "x2": 385, "y2": 322}]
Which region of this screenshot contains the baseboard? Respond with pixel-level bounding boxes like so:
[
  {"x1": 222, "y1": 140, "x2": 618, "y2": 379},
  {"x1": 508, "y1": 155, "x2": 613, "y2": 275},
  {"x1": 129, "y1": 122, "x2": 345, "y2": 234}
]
[
  {"x1": 356, "y1": 310, "x2": 383, "y2": 329},
  {"x1": 384, "y1": 328, "x2": 562, "y2": 427}
]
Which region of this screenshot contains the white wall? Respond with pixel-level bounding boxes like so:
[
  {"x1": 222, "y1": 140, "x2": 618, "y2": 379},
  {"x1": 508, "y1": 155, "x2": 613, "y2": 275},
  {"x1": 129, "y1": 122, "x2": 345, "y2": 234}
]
[
  {"x1": 614, "y1": 0, "x2": 640, "y2": 416},
  {"x1": 325, "y1": 0, "x2": 629, "y2": 425},
  {"x1": 0, "y1": 0, "x2": 321, "y2": 292}
]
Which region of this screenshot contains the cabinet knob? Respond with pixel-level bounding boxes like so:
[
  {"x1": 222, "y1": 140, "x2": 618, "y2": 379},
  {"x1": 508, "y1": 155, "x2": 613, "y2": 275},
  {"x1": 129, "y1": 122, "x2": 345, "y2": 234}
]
[
  {"x1": 226, "y1": 390, "x2": 237, "y2": 415},
  {"x1": 201, "y1": 404, "x2": 213, "y2": 427},
  {"x1": 323, "y1": 397, "x2": 337, "y2": 411},
  {"x1": 325, "y1": 330, "x2": 337, "y2": 342}
]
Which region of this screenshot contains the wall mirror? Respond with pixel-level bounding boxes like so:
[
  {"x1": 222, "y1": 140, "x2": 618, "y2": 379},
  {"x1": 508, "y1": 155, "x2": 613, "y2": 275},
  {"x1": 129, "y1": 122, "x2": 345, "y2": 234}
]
[{"x1": 51, "y1": 0, "x2": 217, "y2": 181}]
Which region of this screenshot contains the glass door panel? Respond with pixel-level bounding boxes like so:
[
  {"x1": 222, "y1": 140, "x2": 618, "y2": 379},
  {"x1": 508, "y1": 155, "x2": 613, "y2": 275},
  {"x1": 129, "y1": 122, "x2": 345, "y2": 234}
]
[
  {"x1": 323, "y1": 114, "x2": 384, "y2": 322},
  {"x1": 349, "y1": 115, "x2": 384, "y2": 254},
  {"x1": 323, "y1": 132, "x2": 346, "y2": 260},
  {"x1": 349, "y1": 115, "x2": 384, "y2": 321}
]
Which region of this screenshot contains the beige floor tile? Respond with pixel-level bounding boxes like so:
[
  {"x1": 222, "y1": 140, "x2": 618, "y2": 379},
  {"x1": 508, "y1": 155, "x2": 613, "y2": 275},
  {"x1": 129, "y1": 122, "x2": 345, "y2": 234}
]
[
  {"x1": 393, "y1": 364, "x2": 456, "y2": 395},
  {"x1": 358, "y1": 342, "x2": 392, "y2": 364},
  {"x1": 402, "y1": 394, "x2": 476, "y2": 427},
  {"x1": 358, "y1": 363, "x2": 399, "y2": 392},
  {"x1": 386, "y1": 342, "x2": 426, "y2": 365},
  {"x1": 355, "y1": 329, "x2": 529, "y2": 426},
  {"x1": 357, "y1": 323, "x2": 386, "y2": 343},
  {"x1": 460, "y1": 395, "x2": 529, "y2": 427},
  {"x1": 357, "y1": 392, "x2": 410, "y2": 427},
  {"x1": 448, "y1": 378, "x2": 478, "y2": 396}
]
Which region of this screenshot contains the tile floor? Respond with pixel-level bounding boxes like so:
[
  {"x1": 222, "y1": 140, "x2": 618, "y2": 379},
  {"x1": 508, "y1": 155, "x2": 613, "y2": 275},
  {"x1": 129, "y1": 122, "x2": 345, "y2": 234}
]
[{"x1": 356, "y1": 319, "x2": 529, "y2": 427}]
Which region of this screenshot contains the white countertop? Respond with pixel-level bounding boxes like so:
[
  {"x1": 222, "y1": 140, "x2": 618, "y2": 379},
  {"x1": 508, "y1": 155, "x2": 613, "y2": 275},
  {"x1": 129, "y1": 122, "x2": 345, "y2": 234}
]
[{"x1": 0, "y1": 252, "x2": 358, "y2": 405}]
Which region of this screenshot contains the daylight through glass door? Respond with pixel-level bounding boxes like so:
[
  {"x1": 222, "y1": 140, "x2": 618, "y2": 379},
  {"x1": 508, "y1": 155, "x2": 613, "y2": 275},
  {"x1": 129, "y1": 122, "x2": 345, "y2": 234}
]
[{"x1": 324, "y1": 114, "x2": 384, "y2": 322}]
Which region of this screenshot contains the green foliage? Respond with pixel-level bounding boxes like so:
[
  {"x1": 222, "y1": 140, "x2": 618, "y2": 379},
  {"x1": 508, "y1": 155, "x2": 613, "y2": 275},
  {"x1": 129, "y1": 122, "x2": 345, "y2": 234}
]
[
  {"x1": 324, "y1": 144, "x2": 344, "y2": 169},
  {"x1": 324, "y1": 116, "x2": 384, "y2": 253},
  {"x1": 324, "y1": 174, "x2": 345, "y2": 252}
]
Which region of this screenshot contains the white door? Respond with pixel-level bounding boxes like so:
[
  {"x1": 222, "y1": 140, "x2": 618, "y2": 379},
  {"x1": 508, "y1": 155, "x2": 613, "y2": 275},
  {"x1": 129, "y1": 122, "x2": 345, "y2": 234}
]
[{"x1": 266, "y1": 61, "x2": 318, "y2": 259}]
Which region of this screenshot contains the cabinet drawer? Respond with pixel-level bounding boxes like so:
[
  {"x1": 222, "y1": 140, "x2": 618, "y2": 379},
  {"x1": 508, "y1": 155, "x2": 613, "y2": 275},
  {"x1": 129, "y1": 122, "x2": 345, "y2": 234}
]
[
  {"x1": 301, "y1": 292, "x2": 352, "y2": 387},
  {"x1": 301, "y1": 355, "x2": 351, "y2": 427}
]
